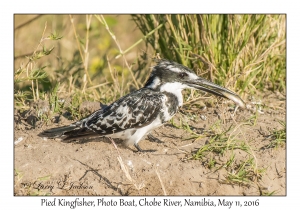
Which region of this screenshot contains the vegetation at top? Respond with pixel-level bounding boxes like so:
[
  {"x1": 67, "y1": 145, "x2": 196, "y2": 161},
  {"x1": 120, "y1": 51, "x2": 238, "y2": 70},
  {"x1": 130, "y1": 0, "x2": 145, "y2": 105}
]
[{"x1": 14, "y1": 14, "x2": 286, "y2": 119}]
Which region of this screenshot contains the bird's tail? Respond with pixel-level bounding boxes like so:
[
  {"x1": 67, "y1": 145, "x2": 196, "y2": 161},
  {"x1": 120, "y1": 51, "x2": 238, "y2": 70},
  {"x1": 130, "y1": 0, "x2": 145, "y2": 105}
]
[
  {"x1": 39, "y1": 125, "x2": 78, "y2": 138},
  {"x1": 39, "y1": 123, "x2": 97, "y2": 141}
]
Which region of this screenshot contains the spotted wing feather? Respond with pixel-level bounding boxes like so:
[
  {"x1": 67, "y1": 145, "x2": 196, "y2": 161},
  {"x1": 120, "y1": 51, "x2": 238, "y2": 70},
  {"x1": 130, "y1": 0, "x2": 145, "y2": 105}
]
[{"x1": 83, "y1": 88, "x2": 164, "y2": 135}]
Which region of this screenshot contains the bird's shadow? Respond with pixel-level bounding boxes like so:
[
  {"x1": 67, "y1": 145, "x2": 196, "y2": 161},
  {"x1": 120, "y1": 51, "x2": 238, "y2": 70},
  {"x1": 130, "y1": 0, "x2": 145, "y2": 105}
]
[
  {"x1": 73, "y1": 159, "x2": 129, "y2": 195},
  {"x1": 60, "y1": 133, "x2": 164, "y2": 151},
  {"x1": 61, "y1": 136, "x2": 128, "y2": 152},
  {"x1": 61, "y1": 136, "x2": 124, "y2": 147}
]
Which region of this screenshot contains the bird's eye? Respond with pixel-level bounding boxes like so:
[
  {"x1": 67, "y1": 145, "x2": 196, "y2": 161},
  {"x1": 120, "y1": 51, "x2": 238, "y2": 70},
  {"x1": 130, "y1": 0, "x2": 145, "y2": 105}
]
[{"x1": 178, "y1": 72, "x2": 188, "y2": 78}]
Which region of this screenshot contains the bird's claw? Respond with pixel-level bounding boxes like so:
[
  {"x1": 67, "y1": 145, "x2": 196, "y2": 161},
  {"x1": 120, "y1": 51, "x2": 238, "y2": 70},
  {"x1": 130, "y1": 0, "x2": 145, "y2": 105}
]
[
  {"x1": 134, "y1": 143, "x2": 156, "y2": 153},
  {"x1": 147, "y1": 133, "x2": 164, "y2": 144}
]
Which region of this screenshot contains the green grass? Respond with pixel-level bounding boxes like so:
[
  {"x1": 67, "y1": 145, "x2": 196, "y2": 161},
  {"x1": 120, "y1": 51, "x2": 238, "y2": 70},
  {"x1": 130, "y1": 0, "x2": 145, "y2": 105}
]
[
  {"x1": 265, "y1": 120, "x2": 286, "y2": 149},
  {"x1": 132, "y1": 14, "x2": 286, "y2": 95},
  {"x1": 171, "y1": 111, "x2": 268, "y2": 188},
  {"x1": 14, "y1": 15, "x2": 146, "y2": 119}
]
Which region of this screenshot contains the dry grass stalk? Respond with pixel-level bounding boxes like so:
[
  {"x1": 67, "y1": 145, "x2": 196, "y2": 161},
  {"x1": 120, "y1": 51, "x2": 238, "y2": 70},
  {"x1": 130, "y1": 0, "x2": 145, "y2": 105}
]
[{"x1": 155, "y1": 167, "x2": 167, "y2": 195}]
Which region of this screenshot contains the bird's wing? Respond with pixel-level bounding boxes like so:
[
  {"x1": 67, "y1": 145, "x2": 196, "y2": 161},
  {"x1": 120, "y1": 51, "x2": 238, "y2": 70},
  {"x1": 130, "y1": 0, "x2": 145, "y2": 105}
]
[{"x1": 84, "y1": 88, "x2": 164, "y2": 135}]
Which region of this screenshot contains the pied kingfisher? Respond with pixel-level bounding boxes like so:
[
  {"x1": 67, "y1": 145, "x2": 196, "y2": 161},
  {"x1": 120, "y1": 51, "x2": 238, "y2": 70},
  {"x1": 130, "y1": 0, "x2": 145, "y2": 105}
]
[{"x1": 40, "y1": 59, "x2": 245, "y2": 152}]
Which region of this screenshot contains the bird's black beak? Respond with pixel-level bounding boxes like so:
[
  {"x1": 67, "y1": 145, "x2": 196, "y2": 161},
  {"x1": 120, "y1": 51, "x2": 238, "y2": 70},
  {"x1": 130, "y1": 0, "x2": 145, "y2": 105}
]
[{"x1": 187, "y1": 77, "x2": 246, "y2": 109}]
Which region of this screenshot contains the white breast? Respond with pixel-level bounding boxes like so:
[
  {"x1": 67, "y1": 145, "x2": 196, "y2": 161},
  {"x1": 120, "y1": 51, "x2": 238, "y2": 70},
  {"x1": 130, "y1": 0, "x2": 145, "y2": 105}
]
[
  {"x1": 109, "y1": 117, "x2": 163, "y2": 146},
  {"x1": 159, "y1": 82, "x2": 187, "y2": 107}
]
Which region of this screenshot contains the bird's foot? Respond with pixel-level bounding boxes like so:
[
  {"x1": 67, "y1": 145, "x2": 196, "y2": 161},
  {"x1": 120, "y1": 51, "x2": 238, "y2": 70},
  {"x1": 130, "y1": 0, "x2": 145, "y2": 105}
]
[
  {"x1": 134, "y1": 143, "x2": 156, "y2": 153},
  {"x1": 147, "y1": 133, "x2": 164, "y2": 144}
]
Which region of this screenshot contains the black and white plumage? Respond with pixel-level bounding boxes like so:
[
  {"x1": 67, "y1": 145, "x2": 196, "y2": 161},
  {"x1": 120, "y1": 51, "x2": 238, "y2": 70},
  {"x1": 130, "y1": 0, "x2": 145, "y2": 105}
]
[{"x1": 40, "y1": 59, "x2": 245, "y2": 152}]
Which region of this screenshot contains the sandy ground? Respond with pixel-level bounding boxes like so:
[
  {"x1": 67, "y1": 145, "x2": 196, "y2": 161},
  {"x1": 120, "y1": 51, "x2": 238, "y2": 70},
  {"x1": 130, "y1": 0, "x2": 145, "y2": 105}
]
[{"x1": 14, "y1": 92, "x2": 286, "y2": 196}]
